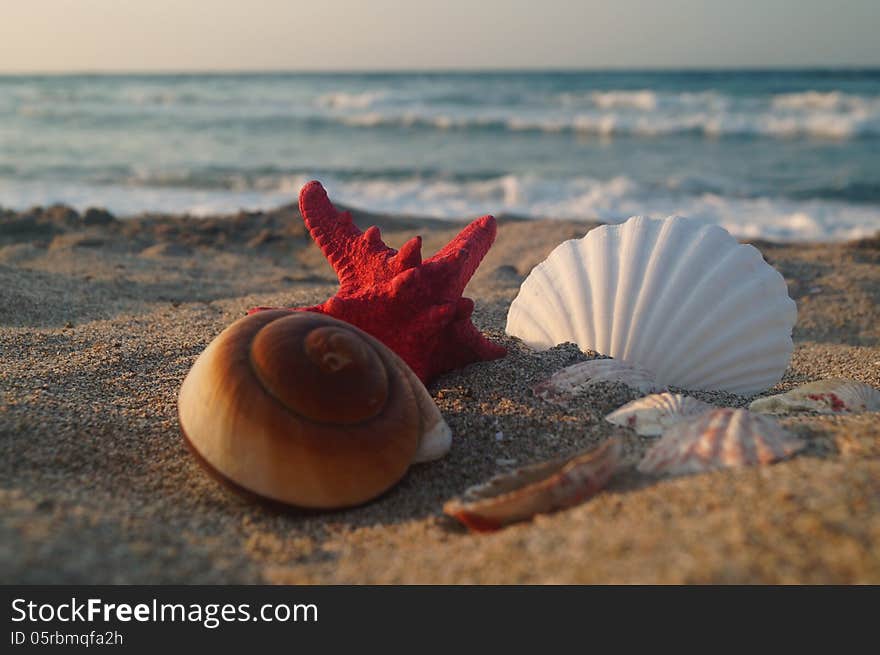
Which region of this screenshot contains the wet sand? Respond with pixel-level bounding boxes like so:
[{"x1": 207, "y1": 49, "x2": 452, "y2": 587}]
[{"x1": 1, "y1": 203, "x2": 879, "y2": 583}]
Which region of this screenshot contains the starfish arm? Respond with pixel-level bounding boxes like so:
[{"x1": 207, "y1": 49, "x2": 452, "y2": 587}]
[
  {"x1": 392, "y1": 235, "x2": 423, "y2": 271},
  {"x1": 298, "y1": 181, "x2": 364, "y2": 286},
  {"x1": 425, "y1": 215, "x2": 497, "y2": 296},
  {"x1": 299, "y1": 181, "x2": 424, "y2": 291}
]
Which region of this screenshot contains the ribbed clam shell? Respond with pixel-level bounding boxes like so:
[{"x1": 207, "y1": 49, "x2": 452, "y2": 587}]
[
  {"x1": 749, "y1": 379, "x2": 880, "y2": 415},
  {"x1": 637, "y1": 408, "x2": 804, "y2": 476},
  {"x1": 533, "y1": 359, "x2": 664, "y2": 406},
  {"x1": 605, "y1": 392, "x2": 714, "y2": 436},
  {"x1": 506, "y1": 216, "x2": 797, "y2": 394},
  {"x1": 444, "y1": 439, "x2": 621, "y2": 532}
]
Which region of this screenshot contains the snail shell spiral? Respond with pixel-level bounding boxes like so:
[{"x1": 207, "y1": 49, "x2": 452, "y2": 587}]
[{"x1": 178, "y1": 310, "x2": 451, "y2": 509}]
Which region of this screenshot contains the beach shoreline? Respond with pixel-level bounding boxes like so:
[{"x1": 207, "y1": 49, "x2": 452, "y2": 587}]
[{"x1": 2, "y1": 203, "x2": 879, "y2": 584}]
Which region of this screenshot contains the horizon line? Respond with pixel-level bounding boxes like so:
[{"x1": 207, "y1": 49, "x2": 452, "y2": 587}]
[{"x1": 2, "y1": 64, "x2": 880, "y2": 76}]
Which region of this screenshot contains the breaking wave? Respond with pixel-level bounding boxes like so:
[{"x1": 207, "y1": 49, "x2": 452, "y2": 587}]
[
  {"x1": 324, "y1": 90, "x2": 880, "y2": 139},
  {"x1": 3, "y1": 173, "x2": 878, "y2": 242}
]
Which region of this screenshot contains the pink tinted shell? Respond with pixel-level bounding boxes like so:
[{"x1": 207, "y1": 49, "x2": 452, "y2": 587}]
[
  {"x1": 638, "y1": 408, "x2": 804, "y2": 476},
  {"x1": 444, "y1": 439, "x2": 621, "y2": 532}
]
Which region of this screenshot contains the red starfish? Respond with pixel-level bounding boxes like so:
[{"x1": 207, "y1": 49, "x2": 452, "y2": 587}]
[{"x1": 249, "y1": 181, "x2": 506, "y2": 383}]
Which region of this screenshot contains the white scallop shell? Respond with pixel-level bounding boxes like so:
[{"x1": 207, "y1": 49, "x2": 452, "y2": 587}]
[
  {"x1": 637, "y1": 408, "x2": 804, "y2": 476},
  {"x1": 605, "y1": 392, "x2": 714, "y2": 436},
  {"x1": 749, "y1": 379, "x2": 880, "y2": 415},
  {"x1": 506, "y1": 216, "x2": 797, "y2": 394},
  {"x1": 533, "y1": 359, "x2": 664, "y2": 406}
]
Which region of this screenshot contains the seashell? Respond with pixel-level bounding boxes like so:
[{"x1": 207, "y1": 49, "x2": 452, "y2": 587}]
[
  {"x1": 637, "y1": 408, "x2": 804, "y2": 476},
  {"x1": 506, "y1": 216, "x2": 797, "y2": 394},
  {"x1": 178, "y1": 310, "x2": 451, "y2": 510},
  {"x1": 533, "y1": 358, "x2": 664, "y2": 406},
  {"x1": 443, "y1": 439, "x2": 621, "y2": 532},
  {"x1": 605, "y1": 392, "x2": 714, "y2": 436},
  {"x1": 749, "y1": 379, "x2": 880, "y2": 415}
]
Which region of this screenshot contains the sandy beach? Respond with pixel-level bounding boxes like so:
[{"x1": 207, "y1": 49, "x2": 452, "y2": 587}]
[{"x1": 1, "y1": 202, "x2": 879, "y2": 584}]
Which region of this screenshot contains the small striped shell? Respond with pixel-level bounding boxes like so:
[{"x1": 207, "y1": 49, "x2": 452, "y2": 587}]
[
  {"x1": 605, "y1": 392, "x2": 714, "y2": 436},
  {"x1": 443, "y1": 439, "x2": 621, "y2": 532},
  {"x1": 637, "y1": 408, "x2": 804, "y2": 476},
  {"x1": 533, "y1": 359, "x2": 664, "y2": 406},
  {"x1": 749, "y1": 379, "x2": 880, "y2": 415}
]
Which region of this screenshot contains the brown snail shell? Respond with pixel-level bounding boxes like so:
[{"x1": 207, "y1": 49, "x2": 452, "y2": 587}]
[{"x1": 178, "y1": 310, "x2": 451, "y2": 509}]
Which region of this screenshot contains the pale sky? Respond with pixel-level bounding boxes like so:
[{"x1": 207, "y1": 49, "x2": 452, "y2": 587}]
[{"x1": 1, "y1": 0, "x2": 878, "y2": 73}]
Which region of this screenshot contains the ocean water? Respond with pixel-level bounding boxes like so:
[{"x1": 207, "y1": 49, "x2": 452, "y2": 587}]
[{"x1": 1, "y1": 70, "x2": 879, "y2": 240}]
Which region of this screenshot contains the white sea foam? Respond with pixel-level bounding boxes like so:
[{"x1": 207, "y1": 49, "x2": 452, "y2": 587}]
[
  {"x1": 3, "y1": 175, "x2": 878, "y2": 242},
  {"x1": 328, "y1": 105, "x2": 880, "y2": 139},
  {"x1": 557, "y1": 90, "x2": 726, "y2": 111},
  {"x1": 590, "y1": 90, "x2": 659, "y2": 111},
  {"x1": 315, "y1": 91, "x2": 389, "y2": 109},
  {"x1": 771, "y1": 91, "x2": 875, "y2": 111},
  {"x1": 13, "y1": 80, "x2": 879, "y2": 139},
  {"x1": 314, "y1": 88, "x2": 880, "y2": 139}
]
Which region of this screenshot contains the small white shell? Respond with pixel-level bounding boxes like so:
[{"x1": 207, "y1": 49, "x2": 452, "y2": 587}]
[
  {"x1": 444, "y1": 439, "x2": 621, "y2": 532},
  {"x1": 533, "y1": 359, "x2": 664, "y2": 406},
  {"x1": 749, "y1": 379, "x2": 880, "y2": 415},
  {"x1": 637, "y1": 408, "x2": 804, "y2": 476},
  {"x1": 413, "y1": 419, "x2": 453, "y2": 463},
  {"x1": 605, "y1": 392, "x2": 714, "y2": 436},
  {"x1": 506, "y1": 216, "x2": 797, "y2": 394}
]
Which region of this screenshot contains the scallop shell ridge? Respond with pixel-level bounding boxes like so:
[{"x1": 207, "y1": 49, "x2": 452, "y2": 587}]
[
  {"x1": 506, "y1": 216, "x2": 797, "y2": 394},
  {"x1": 749, "y1": 379, "x2": 880, "y2": 415},
  {"x1": 605, "y1": 392, "x2": 714, "y2": 436},
  {"x1": 533, "y1": 359, "x2": 664, "y2": 406},
  {"x1": 637, "y1": 408, "x2": 804, "y2": 476}
]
